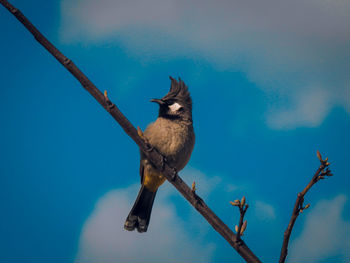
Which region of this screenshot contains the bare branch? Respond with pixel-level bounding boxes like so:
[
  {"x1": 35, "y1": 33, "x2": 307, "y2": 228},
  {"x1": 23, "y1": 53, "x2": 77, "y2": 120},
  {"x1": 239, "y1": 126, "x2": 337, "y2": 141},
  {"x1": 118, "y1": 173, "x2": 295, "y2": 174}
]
[
  {"x1": 0, "y1": 1, "x2": 261, "y2": 262},
  {"x1": 279, "y1": 150, "x2": 332, "y2": 263}
]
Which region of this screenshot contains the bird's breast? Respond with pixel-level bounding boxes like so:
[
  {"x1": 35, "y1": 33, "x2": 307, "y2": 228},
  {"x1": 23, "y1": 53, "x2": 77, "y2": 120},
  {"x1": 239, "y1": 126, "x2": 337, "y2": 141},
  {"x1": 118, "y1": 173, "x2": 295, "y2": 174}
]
[{"x1": 143, "y1": 117, "x2": 195, "y2": 171}]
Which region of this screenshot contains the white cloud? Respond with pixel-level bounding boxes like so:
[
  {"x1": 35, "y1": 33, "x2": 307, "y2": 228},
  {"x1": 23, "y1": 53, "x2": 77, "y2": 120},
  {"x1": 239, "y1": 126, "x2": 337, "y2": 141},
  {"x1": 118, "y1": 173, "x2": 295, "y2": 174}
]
[
  {"x1": 225, "y1": 184, "x2": 238, "y2": 193},
  {"x1": 266, "y1": 87, "x2": 332, "y2": 130},
  {"x1": 254, "y1": 200, "x2": 276, "y2": 221},
  {"x1": 74, "y1": 184, "x2": 215, "y2": 263},
  {"x1": 180, "y1": 167, "x2": 222, "y2": 198},
  {"x1": 289, "y1": 194, "x2": 350, "y2": 263},
  {"x1": 59, "y1": 0, "x2": 350, "y2": 130}
]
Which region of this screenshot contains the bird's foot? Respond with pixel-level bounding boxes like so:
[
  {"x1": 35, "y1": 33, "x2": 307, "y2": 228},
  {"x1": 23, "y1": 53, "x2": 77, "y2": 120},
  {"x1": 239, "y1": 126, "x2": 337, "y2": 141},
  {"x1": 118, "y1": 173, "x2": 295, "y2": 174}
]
[
  {"x1": 159, "y1": 156, "x2": 168, "y2": 171},
  {"x1": 171, "y1": 168, "x2": 178, "y2": 181},
  {"x1": 145, "y1": 144, "x2": 154, "y2": 152}
]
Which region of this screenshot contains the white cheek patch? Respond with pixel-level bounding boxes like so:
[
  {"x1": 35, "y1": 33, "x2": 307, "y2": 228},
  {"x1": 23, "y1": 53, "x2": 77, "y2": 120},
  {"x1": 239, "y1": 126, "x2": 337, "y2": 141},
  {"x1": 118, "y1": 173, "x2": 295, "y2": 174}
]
[{"x1": 169, "y1": 102, "x2": 182, "y2": 112}]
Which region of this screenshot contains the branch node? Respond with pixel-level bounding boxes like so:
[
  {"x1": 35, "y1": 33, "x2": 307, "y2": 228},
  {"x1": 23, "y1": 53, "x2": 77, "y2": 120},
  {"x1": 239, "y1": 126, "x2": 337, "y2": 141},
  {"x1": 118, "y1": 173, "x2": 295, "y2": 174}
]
[
  {"x1": 63, "y1": 58, "x2": 71, "y2": 65},
  {"x1": 104, "y1": 90, "x2": 115, "y2": 111},
  {"x1": 191, "y1": 181, "x2": 196, "y2": 193},
  {"x1": 10, "y1": 7, "x2": 18, "y2": 14}
]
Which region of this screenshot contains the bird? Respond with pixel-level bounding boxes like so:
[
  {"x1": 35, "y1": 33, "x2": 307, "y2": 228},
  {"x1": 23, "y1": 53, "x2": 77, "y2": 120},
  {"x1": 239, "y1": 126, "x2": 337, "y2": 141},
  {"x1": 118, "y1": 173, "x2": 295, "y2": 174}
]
[{"x1": 124, "y1": 77, "x2": 195, "y2": 233}]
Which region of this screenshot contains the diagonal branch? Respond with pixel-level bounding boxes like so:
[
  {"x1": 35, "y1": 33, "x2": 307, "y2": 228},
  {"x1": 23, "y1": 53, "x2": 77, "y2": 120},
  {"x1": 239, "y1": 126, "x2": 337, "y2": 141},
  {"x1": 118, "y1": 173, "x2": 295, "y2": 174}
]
[
  {"x1": 0, "y1": 1, "x2": 261, "y2": 262},
  {"x1": 279, "y1": 151, "x2": 332, "y2": 263}
]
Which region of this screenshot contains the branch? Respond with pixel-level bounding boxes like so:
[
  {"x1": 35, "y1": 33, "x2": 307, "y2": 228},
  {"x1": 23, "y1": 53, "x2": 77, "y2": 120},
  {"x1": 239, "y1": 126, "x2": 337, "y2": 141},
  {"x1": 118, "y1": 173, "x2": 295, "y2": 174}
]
[
  {"x1": 279, "y1": 150, "x2": 332, "y2": 263},
  {"x1": 0, "y1": 1, "x2": 261, "y2": 262},
  {"x1": 230, "y1": 197, "x2": 249, "y2": 242}
]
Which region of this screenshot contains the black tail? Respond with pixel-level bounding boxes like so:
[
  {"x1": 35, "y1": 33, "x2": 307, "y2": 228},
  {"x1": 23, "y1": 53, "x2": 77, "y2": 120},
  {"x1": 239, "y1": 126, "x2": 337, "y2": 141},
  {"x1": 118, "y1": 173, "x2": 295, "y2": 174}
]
[{"x1": 124, "y1": 186, "x2": 157, "y2": 233}]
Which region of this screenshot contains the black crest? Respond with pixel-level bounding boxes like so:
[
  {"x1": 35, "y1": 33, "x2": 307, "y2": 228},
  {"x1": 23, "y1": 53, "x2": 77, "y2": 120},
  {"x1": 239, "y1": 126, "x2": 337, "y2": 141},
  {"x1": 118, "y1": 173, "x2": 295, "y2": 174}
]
[{"x1": 162, "y1": 76, "x2": 192, "y2": 110}]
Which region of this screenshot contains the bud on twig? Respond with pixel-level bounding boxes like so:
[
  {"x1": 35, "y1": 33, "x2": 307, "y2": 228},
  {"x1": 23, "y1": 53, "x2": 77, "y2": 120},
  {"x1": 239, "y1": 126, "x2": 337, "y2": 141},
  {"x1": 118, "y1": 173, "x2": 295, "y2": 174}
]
[
  {"x1": 317, "y1": 150, "x2": 322, "y2": 161},
  {"x1": 241, "y1": 220, "x2": 247, "y2": 235},
  {"x1": 230, "y1": 201, "x2": 240, "y2": 206},
  {"x1": 191, "y1": 181, "x2": 196, "y2": 193},
  {"x1": 137, "y1": 126, "x2": 144, "y2": 138},
  {"x1": 241, "y1": 196, "x2": 246, "y2": 207}
]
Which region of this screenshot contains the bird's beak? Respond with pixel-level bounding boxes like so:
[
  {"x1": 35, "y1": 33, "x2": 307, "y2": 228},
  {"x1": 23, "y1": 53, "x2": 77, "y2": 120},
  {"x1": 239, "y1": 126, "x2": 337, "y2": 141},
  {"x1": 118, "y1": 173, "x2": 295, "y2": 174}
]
[{"x1": 150, "y1": 98, "x2": 165, "y2": 105}]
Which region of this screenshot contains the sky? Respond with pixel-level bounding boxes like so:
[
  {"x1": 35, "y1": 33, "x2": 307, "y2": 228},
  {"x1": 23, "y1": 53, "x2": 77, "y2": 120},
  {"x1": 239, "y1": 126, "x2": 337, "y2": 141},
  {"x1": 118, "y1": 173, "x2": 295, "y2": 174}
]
[{"x1": 0, "y1": 0, "x2": 349, "y2": 262}]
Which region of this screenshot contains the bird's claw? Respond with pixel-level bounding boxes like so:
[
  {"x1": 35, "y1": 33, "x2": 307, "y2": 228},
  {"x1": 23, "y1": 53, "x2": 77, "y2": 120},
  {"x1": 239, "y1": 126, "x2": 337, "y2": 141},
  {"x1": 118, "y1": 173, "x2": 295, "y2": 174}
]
[
  {"x1": 145, "y1": 144, "x2": 154, "y2": 152},
  {"x1": 171, "y1": 168, "x2": 177, "y2": 181}
]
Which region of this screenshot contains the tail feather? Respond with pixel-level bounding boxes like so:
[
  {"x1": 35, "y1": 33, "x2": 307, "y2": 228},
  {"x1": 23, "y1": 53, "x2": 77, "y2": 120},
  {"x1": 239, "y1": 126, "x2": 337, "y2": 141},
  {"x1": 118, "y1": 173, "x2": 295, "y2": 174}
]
[{"x1": 124, "y1": 186, "x2": 157, "y2": 233}]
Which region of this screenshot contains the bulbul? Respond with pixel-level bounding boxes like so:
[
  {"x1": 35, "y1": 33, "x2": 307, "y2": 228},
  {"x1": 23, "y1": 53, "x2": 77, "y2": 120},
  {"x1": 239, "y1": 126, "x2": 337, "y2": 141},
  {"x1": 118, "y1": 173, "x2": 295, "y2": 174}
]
[{"x1": 124, "y1": 77, "x2": 195, "y2": 233}]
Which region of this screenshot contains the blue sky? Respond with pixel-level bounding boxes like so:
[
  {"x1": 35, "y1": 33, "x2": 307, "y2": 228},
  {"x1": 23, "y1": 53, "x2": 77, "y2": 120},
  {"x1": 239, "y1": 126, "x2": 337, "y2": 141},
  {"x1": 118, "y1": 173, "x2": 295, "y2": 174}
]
[{"x1": 1, "y1": 0, "x2": 350, "y2": 262}]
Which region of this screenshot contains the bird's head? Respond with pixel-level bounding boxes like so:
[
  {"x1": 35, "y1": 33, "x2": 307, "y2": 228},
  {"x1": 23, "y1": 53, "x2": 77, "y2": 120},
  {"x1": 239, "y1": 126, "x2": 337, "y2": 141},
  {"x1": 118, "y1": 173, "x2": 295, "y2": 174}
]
[{"x1": 151, "y1": 77, "x2": 193, "y2": 121}]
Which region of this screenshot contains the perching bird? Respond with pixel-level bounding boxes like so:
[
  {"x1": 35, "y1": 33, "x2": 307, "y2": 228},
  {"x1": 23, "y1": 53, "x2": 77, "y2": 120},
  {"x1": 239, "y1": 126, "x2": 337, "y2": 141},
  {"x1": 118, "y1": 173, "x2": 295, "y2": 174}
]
[{"x1": 124, "y1": 77, "x2": 195, "y2": 233}]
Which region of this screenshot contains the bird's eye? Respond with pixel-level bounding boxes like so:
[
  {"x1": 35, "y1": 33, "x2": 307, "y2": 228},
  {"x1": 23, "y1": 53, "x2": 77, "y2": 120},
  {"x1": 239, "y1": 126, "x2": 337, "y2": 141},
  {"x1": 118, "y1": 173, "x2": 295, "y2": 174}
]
[{"x1": 166, "y1": 99, "x2": 175, "y2": 105}]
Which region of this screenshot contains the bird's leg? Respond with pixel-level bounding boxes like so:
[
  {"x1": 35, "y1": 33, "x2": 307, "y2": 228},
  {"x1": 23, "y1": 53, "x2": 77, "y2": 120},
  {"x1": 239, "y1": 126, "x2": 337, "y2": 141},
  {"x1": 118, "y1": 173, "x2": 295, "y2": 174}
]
[
  {"x1": 161, "y1": 156, "x2": 177, "y2": 181},
  {"x1": 160, "y1": 155, "x2": 177, "y2": 180}
]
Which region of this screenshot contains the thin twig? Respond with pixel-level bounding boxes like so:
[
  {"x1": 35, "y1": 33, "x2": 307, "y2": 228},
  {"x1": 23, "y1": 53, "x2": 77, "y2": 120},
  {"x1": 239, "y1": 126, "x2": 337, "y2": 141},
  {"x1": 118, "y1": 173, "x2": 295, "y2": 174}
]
[
  {"x1": 0, "y1": 1, "x2": 261, "y2": 262},
  {"x1": 231, "y1": 197, "x2": 249, "y2": 242},
  {"x1": 279, "y1": 151, "x2": 332, "y2": 263}
]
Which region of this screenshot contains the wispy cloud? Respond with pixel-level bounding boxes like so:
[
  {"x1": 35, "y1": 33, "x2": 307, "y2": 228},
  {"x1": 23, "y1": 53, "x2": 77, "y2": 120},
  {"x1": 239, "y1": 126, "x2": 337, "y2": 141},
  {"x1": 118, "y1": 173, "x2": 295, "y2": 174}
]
[
  {"x1": 75, "y1": 184, "x2": 215, "y2": 263},
  {"x1": 180, "y1": 167, "x2": 222, "y2": 198},
  {"x1": 289, "y1": 194, "x2": 350, "y2": 263},
  {"x1": 254, "y1": 200, "x2": 276, "y2": 221},
  {"x1": 59, "y1": 0, "x2": 350, "y2": 130},
  {"x1": 266, "y1": 87, "x2": 332, "y2": 129}
]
